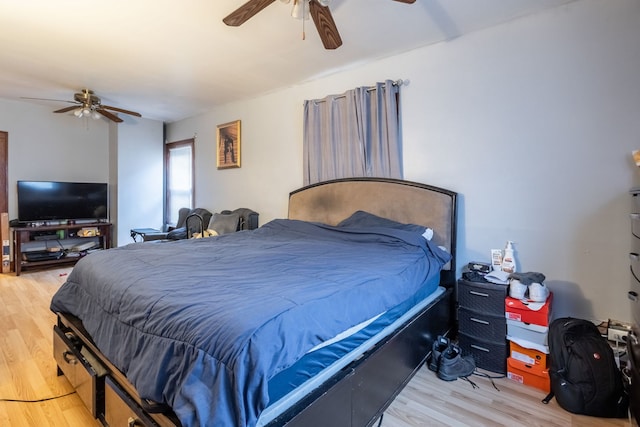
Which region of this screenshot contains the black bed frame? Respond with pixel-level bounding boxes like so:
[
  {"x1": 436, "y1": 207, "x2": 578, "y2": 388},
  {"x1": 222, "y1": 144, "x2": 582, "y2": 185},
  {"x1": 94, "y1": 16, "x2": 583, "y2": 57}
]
[
  {"x1": 53, "y1": 178, "x2": 458, "y2": 427},
  {"x1": 267, "y1": 287, "x2": 454, "y2": 427},
  {"x1": 56, "y1": 286, "x2": 453, "y2": 427},
  {"x1": 272, "y1": 177, "x2": 458, "y2": 426}
]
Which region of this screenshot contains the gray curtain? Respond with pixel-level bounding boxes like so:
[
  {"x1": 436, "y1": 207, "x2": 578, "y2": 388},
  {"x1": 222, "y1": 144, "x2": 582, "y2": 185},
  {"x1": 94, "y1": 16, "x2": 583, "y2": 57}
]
[{"x1": 303, "y1": 80, "x2": 402, "y2": 185}]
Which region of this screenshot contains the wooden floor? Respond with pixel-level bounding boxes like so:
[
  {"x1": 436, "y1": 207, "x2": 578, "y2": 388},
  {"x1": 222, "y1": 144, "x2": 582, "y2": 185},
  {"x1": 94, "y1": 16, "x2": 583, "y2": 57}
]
[{"x1": 0, "y1": 267, "x2": 632, "y2": 426}]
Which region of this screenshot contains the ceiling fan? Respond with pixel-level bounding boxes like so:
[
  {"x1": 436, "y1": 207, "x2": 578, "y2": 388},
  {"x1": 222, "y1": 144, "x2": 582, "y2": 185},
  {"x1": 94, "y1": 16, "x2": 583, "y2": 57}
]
[
  {"x1": 223, "y1": 0, "x2": 416, "y2": 50},
  {"x1": 22, "y1": 89, "x2": 142, "y2": 123}
]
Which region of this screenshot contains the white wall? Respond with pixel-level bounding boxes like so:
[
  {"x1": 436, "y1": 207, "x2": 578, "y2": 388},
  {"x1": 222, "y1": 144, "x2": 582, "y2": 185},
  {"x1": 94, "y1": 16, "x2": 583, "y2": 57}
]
[
  {"x1": 167, "y1": 94, "x2": 303, "y2": 222},
  {"x1": 167, "y1": 0, "x2": 640, "y2": 323},
  {"x1": 0, "y1": 98, "x2": 164, "y2": 249},
  {"x1": 0, "y1": 99, "x2": 110, "y2": 214},
  {"x1": 111, "y1": 118, "x2": 164, "y2": 247}
]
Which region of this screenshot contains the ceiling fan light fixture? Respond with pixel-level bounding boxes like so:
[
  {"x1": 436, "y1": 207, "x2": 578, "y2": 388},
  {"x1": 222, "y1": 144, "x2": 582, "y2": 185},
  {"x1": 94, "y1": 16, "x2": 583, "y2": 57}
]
[
  {"x1": 72, "y1": 105, "x2": 101, "y2": 120},
  {"x1": 28, "y1": 88, "x2": 139, "y2": 123},
  {"x1": 291, "y1": 0, "x2": 309, "y2": 20}
]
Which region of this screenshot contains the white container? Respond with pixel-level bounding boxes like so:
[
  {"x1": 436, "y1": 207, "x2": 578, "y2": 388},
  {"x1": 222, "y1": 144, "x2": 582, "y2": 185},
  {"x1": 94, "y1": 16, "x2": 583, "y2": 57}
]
[
  {"x1": 501, "y1": 241, "x2": 516, "y2": 273},
  {"x1": 507, "y1": 319, "x2": 548, "y2": 348},
  {"x1": 491, "y1": 249, "x2": 503, "y2": 271}
]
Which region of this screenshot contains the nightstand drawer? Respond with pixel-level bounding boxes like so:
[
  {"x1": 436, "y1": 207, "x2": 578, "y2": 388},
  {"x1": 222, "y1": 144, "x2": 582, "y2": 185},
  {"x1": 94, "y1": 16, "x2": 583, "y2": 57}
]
[
  {"x1": 458, "y1": 307, "x2": 506, "y2": 342},
  {"x1": 457, "y1": 279, "x2": 508, "y2": 315},
  {"x1": 458, "y1": 333, "x2": 508, "y2": 374}
]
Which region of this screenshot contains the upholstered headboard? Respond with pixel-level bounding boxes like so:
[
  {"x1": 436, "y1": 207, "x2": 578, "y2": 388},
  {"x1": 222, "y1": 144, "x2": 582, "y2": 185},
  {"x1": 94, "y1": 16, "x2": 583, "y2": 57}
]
[{"x1": 288, "y1": 178, "x2": 457, "y2": 283}]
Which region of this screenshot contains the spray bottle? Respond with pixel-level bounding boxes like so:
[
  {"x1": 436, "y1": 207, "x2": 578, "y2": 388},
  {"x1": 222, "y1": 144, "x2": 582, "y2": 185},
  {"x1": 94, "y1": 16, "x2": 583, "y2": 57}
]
[{"x1": 501, "y1": 241, "x2": 516, "y2": 273}]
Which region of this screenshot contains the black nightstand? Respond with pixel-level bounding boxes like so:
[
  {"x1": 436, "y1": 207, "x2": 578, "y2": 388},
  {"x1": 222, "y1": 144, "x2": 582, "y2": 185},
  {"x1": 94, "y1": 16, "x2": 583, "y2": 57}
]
[{"x1": 457, "y1": 278, "x2": 508, "y2": 374}]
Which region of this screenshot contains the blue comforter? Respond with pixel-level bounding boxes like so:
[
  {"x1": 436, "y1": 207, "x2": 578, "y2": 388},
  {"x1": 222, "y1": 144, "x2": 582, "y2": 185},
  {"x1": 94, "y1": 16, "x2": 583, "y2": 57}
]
[{"x1": 50, "y1": 218, "x2": 450, "y2": 427}]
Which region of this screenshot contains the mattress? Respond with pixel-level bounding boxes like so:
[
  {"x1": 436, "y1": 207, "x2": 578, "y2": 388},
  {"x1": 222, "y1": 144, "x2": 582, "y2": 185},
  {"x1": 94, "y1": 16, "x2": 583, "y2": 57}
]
[
  {"x1": 51, "y1": 215, "x2": 451, "y2": 427},
  {"x1": 258, "y1": 285, "x2": 445, "y2": 426}
]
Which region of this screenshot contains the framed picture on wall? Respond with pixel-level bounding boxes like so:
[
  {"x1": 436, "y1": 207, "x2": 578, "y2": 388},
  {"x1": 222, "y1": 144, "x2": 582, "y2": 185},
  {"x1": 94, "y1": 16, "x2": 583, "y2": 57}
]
[{"x1": 216, "y1": 120, "x2": 241, "y2": 169}]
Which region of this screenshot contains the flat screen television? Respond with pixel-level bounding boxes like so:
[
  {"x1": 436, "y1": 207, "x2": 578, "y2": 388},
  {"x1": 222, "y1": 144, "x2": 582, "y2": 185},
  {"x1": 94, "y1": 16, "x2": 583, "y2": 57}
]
[{"x1": 17, "y1": 180, "x2": 108, "y2": 222}]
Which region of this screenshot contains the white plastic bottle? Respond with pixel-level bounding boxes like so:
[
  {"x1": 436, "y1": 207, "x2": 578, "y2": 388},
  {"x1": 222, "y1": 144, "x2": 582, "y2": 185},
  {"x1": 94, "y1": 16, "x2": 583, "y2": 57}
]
[{"x1": 501, "y1": 241, "x2": 516, "y2": 273}]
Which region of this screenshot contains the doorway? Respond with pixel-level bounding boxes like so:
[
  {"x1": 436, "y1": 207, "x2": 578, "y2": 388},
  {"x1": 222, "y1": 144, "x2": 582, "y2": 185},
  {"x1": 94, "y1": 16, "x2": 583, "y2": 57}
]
[{"x1": 0, "y1": 131, "x2": 8, "y2": 273}]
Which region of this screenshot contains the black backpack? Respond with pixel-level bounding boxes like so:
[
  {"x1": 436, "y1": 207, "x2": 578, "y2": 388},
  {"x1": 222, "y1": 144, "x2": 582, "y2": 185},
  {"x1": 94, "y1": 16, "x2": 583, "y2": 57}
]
[{"x1": 543, "y1": 317, "x2": 628, "y2": 418}]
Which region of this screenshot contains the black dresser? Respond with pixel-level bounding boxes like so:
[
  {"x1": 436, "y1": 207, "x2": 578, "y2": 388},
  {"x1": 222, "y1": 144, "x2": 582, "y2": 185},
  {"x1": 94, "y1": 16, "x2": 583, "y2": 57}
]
[
  {"x1": 628, "y1": 188, "x2": 640, "y2": 425},
  {"x1": 457, "y1": 278, "x2": 508, "y2": 374}
]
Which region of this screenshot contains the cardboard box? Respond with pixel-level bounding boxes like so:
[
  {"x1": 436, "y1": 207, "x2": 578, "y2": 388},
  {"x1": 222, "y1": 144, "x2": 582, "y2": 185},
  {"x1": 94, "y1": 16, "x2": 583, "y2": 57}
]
[
  {"x1": 507, "y1": 319, "x2": 548, "y2": 347},
  {"x1": 1, "y1": 213, "x2": 9, "y2": 273},
  {"x1": 509, "y1": 340, "x2": 548, "y2": 367},
  {"x1": 505, "y1": 292, "x2": 552, "y2": 326},
  {"x1": 507, "y1": 357, "x2": 550, "y2": 393}
]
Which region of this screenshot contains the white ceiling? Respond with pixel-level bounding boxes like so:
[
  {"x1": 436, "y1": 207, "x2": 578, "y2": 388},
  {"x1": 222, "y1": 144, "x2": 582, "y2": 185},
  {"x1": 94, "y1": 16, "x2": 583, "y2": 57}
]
[{"x1": 0, "y1": 0, "x2": 574, "y2": 123}]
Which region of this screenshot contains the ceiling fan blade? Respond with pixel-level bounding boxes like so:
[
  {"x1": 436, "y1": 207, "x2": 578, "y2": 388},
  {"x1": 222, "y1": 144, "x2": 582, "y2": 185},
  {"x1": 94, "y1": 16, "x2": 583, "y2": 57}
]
[
  {"x1": 393, "y1": 0, "x2": 416, "y2": 3},
  {"x1": 223, "y1": 0, "x2": 276, "y2": 26},
  {"x1": 100, "y1": 105, "x2": 142, "y2": 117},
  {"x1": 21, "y1": 96, "x2": 77, "y2": 104},
  {"x1": 53, "y1": 106, "x2": 80, "y2": 113},
  {"x1": 309, "y1": 0, "x2": 342, "y2": 50},
  {"x1": 96, "y1": 109, "x2": 123, "y2": 123}
]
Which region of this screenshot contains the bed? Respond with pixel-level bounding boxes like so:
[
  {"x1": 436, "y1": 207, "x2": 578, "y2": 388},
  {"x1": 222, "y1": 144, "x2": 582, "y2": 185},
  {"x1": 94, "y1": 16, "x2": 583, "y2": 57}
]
[{"x1": 50, "y1": 177, "x2": 458, "y2": 427}]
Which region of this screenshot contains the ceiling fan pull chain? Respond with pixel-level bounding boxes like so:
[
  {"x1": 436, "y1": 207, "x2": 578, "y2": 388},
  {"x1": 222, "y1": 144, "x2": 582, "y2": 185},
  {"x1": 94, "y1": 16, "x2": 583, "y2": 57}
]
[{"x1": 223, "y1": 0, "x2": 350, "y2": 50}]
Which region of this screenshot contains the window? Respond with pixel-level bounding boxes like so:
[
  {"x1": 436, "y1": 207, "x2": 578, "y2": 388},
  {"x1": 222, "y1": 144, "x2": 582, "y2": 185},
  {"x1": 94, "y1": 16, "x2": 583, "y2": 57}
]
[
  {"x1": 165, "y1": 139, "x2": 194, "y2": 226},
  {"x1": 303, "y1": 79, "x2": 403, "y2": 185}
]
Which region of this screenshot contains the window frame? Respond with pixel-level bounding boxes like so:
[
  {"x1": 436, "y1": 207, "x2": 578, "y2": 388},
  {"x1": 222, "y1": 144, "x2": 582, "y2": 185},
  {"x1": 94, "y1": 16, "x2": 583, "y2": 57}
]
[{"x1": 164, "y1": 138, "x2": 195, "y2": 227}]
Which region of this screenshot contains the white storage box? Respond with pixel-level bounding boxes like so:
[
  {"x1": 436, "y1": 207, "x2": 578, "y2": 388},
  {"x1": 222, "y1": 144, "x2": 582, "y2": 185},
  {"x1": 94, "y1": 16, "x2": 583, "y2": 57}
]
[{"x1": 506, "y1": 319, "x2": 548, "y2": 348}]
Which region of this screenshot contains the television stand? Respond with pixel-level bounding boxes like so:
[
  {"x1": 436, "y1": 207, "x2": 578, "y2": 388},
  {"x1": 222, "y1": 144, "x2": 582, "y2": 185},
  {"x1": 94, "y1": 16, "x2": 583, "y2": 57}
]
[
  {"x1": 23, "y1": 250, "x2": 65, "y2": 262},
  {"x1": 12, "y1": 222, "x2": 112, "y2": 276}
]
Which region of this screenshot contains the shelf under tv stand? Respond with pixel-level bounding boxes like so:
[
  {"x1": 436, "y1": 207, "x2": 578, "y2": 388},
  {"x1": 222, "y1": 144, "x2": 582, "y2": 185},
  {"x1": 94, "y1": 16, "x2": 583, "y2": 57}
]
[{"x1": 12, "y1": 222, "x2": 112, "y2": 276}]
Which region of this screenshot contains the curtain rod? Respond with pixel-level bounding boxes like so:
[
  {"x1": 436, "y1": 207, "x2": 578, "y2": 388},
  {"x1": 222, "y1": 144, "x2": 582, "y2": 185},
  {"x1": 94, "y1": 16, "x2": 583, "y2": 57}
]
[
  {"x1": 310, "y1": 79, "x2": 406, "y2": 104},
  {"x1": 364, "y1": 79, "x2": 405, "y2": 91},
  {"x1": 365, "y1": 79, "x2": 405, "y2": 87}
]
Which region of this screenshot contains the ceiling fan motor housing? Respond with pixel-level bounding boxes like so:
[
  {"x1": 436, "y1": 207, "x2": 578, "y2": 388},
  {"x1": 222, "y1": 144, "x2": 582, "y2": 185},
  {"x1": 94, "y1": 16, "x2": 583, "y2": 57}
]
[{"x1": 74, "y1": 89, "x2": 100, "y2": 106}]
